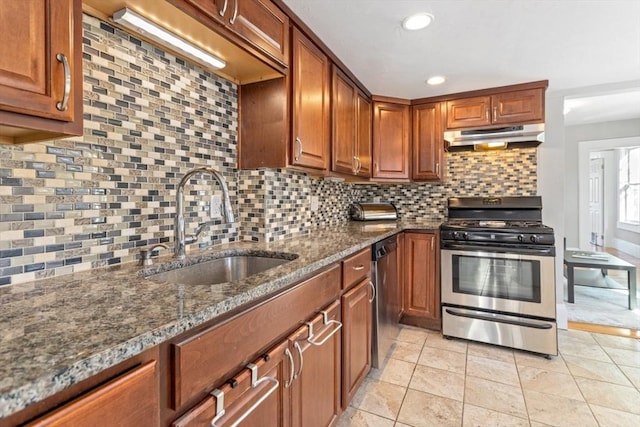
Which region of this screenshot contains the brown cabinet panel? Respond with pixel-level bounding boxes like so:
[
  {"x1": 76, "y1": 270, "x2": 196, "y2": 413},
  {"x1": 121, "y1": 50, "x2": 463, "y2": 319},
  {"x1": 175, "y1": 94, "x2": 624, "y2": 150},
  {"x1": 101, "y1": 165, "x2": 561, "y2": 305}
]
[
  {"x1": 341, "y1": 279, "x2": 372, "y2": 408},
  {"x1": 412, "y1": 102, "x2": 445, "y2": 181},
  {"x1": 172, "y1": 264, "x2": 341, "y2": 409},
  {"x1": 372, "y1": 101, "x2": 410, "y2": 180},
  {"x1": 172, "y1": 340, "x2": 291, "y2": 427},
  {"x1": 342, "y1": 247, "x2": 371, "y2": 290},
  {"x1": 291, "y1": 28, "x2": 330, "y2": 171},
  {"x1": 0, "y1": 0, "x2": 83, "y2": 142},
  {"x1": 355, "y1": 92, "x2": 372, "y2": 177},
  {"x1": 332, "y1": 67, "x2": 357, "y2": 175},
  {"x1": 28, "y1": 361, "x2": 159, "y2": 427},
  {"x1": 492, "y1": 88, "x2": 544, "y2": 125},
  {"x1": 290, "y1": 300, "x2": 342, "y2": 427},
  {"x1": 445, "y1": 96, "x2": 491, "y2": 129},
  {"x1": 403, "y1": 232, "x2": 440, "y2": 320}
]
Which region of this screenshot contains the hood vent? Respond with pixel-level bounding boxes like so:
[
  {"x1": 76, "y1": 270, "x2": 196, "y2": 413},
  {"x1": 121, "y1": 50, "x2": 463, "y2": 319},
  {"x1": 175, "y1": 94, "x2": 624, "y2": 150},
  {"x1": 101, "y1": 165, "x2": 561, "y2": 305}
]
[{"x1": 444, "y1": 123, "x2": 545, "y2": 152}]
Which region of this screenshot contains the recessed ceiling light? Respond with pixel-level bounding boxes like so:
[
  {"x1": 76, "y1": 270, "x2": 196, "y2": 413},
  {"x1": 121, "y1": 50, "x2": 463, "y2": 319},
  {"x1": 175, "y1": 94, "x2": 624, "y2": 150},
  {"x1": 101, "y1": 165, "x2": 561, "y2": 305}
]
[
  {"x1": 402, "y1": 13, "x2": 434, "y2": 31},
  {"x1": 426, "y1": 76, "x2": 446, "y2": 85}
]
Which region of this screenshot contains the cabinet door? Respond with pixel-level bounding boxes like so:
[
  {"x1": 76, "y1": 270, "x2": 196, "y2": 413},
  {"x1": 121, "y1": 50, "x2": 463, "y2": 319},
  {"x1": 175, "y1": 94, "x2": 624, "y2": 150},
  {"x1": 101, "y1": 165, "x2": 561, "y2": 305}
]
[
  {"x1": 412, "y1": 102, "x2": 445, "y2": 181},
  {"x1": 28, "y1": 361, "x2": 159, "y2": 427},
  {"x1": 231, "y1": 0, "x2": 289, "y2": 67},
  {"x1": 403, "y1": 233, "x2": 440, "y2": 320},
  {"x1": 355, "y1": 91, "x2": 372, "y2": 178},
  {"x1": 290, "y1": 301, "x2": 342, "y2": 427},
  {"x1": 372, "y1": 101, "x2": 410, "y2": 180},
  {"x1": 445, "y1": 96, "x2": 491, "y2": 129},
  {"x1": 0, "y1": 0, "x2": 78, "y2": 122},
  {"x1": 172, "y1": 340, "x2": 291, "y2": 427},
  {"x1": 331, "y1": 66, "x2": 357, "y2": 175},
  {"x1": 491, "y1": 88, "x2": 544, "y2": 125},
  {"x1": 291, "y1": 28, "x2": 330, "y2": 171},
  {"x1": 341, "y1": 279, "x2": 372, "y2": 408},
  {"x1": 183, "y1": 0, "x2": 227, "y2": 25}
]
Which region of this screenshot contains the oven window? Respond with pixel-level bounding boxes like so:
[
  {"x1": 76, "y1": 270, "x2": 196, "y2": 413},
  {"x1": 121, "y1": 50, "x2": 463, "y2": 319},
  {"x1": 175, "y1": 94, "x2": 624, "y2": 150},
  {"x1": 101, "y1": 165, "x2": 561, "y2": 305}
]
[{"x1": 452, "y1": 255, "x2": 541, "y2": 302}]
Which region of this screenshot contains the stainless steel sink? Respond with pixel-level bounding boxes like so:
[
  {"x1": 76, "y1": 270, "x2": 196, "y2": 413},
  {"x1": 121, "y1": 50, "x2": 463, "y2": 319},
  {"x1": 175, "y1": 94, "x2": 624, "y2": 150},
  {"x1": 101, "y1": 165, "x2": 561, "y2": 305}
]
[{"x1": 146, "y1": 254, "x2": 296, "y2": 286}]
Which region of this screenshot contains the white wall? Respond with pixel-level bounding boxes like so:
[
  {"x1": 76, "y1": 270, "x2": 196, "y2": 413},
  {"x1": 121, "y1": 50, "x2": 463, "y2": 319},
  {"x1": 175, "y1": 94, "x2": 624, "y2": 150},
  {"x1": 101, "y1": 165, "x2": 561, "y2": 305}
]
[{"x1": 564, "y1": 119, "x2": 640, "y2": 247}]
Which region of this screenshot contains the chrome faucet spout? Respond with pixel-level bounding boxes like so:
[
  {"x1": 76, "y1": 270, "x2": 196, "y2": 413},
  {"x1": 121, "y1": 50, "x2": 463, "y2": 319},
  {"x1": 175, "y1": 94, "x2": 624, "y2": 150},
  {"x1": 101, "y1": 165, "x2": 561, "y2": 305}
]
[{"x1": 175, "y1": 167, "x2": 234, "y2": 259}]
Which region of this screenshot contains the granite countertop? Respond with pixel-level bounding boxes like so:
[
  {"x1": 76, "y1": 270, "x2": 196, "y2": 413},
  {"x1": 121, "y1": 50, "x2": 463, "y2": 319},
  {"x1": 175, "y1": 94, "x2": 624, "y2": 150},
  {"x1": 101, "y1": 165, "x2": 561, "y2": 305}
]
[{"x1": 0, "y1": 220, "x2": 440, "y2": 418}]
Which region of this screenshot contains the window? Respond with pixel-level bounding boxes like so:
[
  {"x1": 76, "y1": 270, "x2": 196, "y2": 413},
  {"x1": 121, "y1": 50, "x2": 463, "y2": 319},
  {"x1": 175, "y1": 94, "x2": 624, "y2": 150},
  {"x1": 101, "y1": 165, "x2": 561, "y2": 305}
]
[{"x1": 619, "y1": 146, "x2": 640, "y2": 225}]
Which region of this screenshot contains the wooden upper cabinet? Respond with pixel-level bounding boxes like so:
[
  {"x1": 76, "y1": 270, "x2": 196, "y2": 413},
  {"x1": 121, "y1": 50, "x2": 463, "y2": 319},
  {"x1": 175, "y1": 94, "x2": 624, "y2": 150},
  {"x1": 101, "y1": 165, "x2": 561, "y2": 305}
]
[
  {"x1": 331, "y1": 66, "x2": 372, "y2": 178},
  {"x1": 372, "y1": 100, "x2": 410, "y2": 180},
  {"x1": 403, "y1": 232, "x2": 440, "y2": 323},
  {"x1": 446, "y1": 87, "x2": 545, "y2": 129},
  {"x1": 0, "y1": 0, "x2": 83, "y2": 143},
  {"x1": 184, "y1": 0, "x2": 289, "y2": 67},
  {"x1": 412, "y1": 102, "x2": 445, "y2": 182},
  {"x1": 291, "y1": 27, "x2": 330, "y2": 171}
]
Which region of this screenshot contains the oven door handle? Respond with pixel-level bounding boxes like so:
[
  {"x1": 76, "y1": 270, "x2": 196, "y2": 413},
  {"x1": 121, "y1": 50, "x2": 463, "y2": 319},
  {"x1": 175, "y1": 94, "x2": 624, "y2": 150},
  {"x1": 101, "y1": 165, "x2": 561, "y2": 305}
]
[
  {"x1": 440, "y1": 243, "x2": 555, "y2": 256},
  {"x1": 444, "y1": 308, "x2": 553, "y2": 330}
]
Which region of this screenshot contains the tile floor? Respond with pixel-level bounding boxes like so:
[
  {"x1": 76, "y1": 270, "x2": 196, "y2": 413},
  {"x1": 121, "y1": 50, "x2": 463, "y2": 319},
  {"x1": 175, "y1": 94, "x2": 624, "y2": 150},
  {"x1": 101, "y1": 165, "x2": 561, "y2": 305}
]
[{"x1": 337, "y1": 326, "x2": 640, "y2": 427}]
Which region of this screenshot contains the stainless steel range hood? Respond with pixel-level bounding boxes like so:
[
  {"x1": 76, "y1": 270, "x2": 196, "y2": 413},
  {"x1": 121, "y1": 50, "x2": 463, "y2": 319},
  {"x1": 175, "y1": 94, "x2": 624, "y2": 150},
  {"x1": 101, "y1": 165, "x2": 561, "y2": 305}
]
[{"x1": 444, "y1": 123, "x2": 545, "y2": 152}]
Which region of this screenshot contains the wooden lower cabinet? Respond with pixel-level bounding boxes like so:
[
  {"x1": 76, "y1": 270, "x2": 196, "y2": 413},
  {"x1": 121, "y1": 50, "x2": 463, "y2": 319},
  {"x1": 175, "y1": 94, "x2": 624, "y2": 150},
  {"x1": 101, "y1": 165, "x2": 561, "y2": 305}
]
[
  {"x1": 341, "y1": 278, "x2": 372, "y2": 408},
  {"x1": 402, "y1": 232, "x2": 441, "y2": 330}
]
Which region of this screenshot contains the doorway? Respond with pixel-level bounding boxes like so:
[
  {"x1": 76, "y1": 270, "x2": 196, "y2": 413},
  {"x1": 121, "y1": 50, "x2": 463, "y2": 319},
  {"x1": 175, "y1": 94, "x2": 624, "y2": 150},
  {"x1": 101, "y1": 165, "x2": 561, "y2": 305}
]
[{"x1": 588, "y1": 156, "x2": 604, "y2": 246}]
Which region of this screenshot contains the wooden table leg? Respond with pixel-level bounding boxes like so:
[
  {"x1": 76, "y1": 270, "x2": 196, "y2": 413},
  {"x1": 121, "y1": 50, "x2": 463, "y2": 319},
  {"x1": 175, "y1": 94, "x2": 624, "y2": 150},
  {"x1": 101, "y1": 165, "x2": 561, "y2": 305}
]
[
  {"x1": 629, "y1": 268, "x2": 637, "y2": 310},
  {"x1": 567, "y1": 265, "x2": 575, "y2": 303}
]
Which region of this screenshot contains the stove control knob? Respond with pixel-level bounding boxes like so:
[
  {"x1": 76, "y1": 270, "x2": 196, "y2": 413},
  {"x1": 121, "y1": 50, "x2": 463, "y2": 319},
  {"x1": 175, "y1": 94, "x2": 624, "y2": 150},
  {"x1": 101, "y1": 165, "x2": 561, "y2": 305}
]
[
  {"x1": 462, "y1": 232, "x2": 469, "y2": 240},
  {"x1": 530, "y1": 235, "x2": 539, "y2": 243},
  {"x1": 518, "y1": 234, "x2": 525, "y2": 242},
  {"x1": 452, "y1": 231, "x2": 460, "y2": 240}
]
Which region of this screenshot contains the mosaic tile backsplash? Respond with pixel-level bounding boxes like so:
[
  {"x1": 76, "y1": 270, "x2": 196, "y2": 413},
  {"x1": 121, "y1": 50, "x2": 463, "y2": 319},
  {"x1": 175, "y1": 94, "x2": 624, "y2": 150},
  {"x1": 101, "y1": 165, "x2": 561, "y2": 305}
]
[{"x1": 0, "y1": 14, "x2": 537, "y2": 287}]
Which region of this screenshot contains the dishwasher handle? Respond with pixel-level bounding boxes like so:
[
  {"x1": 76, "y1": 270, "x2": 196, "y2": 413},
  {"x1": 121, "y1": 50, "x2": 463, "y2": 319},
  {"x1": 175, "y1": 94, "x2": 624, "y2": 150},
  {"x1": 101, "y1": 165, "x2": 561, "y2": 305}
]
[{"x1": 373, "y1": 237, "x2": 398, "y2": 260}]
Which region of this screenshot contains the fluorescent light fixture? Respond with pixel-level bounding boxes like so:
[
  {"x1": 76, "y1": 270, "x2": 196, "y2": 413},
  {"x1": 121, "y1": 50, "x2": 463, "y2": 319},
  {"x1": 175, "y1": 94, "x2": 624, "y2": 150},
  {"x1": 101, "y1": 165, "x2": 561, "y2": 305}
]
[
  {"x1": 426, "y1": 76, "x2": 446, "y2": 85},
  {"x1": 402, "y1": 13, "x2": 434, "y2": 31},
  {"x1": 487, "y1": 141, "x2": 508, "y2": 148},
  {"x1": 113, "y1": 8, "x2": 226, "y2": 70}
]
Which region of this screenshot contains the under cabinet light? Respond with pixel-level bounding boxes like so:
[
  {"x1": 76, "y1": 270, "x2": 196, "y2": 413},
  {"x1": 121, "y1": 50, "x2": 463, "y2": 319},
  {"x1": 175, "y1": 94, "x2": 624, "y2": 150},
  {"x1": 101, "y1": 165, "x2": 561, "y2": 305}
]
[{"x1": 113, "y1": 8, "x2": 226, "y2": 70}]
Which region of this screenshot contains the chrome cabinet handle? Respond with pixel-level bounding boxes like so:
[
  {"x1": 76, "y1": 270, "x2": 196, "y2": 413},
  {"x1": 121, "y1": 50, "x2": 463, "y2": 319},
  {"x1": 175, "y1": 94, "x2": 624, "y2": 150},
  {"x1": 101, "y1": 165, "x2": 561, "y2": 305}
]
[
  {"x1": 431, "y1": 236, "x2": 434, "y2": 250},
  {"x1": 294, "y1": 137, "x2": 302, "y2": 161},
  {"x1": 493, "y1": 106, "x2": 497, "y2": 122},
  {"x1": 485, "y1": 107, "x2": 489, "y2": 122},
  {"x1": 219, "y1": 0, "x2": 228, "y2": 17},
  {"x1": 353, "y1": 264, "x2": 365, "y2": 271},
  {"x1": 210, "y1": 364, "x2": 280, "y2": 427},
  {"x1": 306, "y1": 310, "x2": 342, "y2": 346},
  {"x1": 56, "y1": 53, "x2": 71, "y2": 112},
  {"x1": 355, "y1": 156, "x2": 362, "y2": 174},
  {"x1": 284, "y1": 348, "x2": 295, "y2": 388},
  {"x1": 209, "y1": 389, "x2": 225, "y2": 427},
  {"x1": 230, "y1": 0, "x2": 239, "y2": 24},
  {"x1": 352, "y1": 156, "x2": 358, "y2": 174},
  {"x1": 293, "y1": 341, "x2": 304, "y2": 379},
  {"x1": 435, "y1": 162, "x2": 440, "y2": 176},
  {"x1": 368, "y1": 280, "x2": 376, "y2": 303}
]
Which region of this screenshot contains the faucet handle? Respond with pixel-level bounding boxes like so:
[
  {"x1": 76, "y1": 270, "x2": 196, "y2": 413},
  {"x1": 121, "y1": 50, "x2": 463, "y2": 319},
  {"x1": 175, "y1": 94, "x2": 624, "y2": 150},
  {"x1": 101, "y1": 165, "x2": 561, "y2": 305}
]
[{"x1": 139, "y1": 243, "x2": 170, "y2": 266}]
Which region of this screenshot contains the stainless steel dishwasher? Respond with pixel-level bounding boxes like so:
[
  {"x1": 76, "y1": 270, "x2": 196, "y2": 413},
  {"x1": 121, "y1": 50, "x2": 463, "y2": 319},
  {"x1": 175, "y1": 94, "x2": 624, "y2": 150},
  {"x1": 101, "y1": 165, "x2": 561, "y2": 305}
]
[{"x1": 371, "y1": 235, "x2": 401, "y2": 368}]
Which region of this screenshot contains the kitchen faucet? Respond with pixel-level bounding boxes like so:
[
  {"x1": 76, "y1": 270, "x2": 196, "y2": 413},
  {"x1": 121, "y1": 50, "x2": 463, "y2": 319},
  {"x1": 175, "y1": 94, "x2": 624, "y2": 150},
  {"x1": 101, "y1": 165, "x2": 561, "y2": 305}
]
[{"x1": 175, "y1": 167, "x2": 234, "y2": 259}]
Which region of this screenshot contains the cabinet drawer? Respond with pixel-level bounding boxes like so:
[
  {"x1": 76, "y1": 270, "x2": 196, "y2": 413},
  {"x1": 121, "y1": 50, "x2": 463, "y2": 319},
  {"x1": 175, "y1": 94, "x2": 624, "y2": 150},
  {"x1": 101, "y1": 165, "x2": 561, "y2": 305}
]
[
  {"x1": 172, "y1": 264, "x2": 341, "y2": 409},
  {"x1": 342, "y1": 247, "x2": 372, "y2": 289},
  {"x1": 27, "y1": 361, "x2": 158, "y2": 427}
]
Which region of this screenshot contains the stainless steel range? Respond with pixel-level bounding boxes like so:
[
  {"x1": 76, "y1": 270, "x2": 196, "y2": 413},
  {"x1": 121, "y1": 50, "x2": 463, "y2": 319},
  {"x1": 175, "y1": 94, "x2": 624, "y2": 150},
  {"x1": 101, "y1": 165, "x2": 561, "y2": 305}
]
[{"x1": 440, "y1": 196, "x2": 558, "y2": 356}]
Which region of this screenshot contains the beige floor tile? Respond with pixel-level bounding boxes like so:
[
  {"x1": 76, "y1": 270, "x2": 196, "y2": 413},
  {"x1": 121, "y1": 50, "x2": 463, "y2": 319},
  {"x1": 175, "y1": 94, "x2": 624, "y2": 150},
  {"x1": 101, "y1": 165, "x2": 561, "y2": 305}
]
[
  {"x1": 590, "y1": 404, "x2": 640, "y2": 427},
  {"x1": 558, "y1": 329, "x2": 599, "y2": 345},
  {"x1": 466, "y1": 354, "x2": 520, "y2": 387},
  {"x1": 602, "y1": 346, "x2": 640, "y2": 367},
  {"x1": 467, "y1": 342, "x2": 515, "y2": 363},
  {"x1": 464, "y1": 375, "x2": 527, "y2": 419},
  {"x1": 395, "y1": 326, "x2": 430, "y2": 346},
  {"x1": 417, "y1": 345, "x2": 466, "y2": 374},
  {"x1": 592, "y1": 333, "x2": 640, "y2": 352},
  {"x1": 575, "y1": 377, "x2": 640, "y2": 414},
  {"x1": 394, "y1": 423, "x2": 412, "y2": 427},
  {"x1": 397, "y1": 389, "x2": 463, "y2": 427},
  {"x1": 514, "y1": 351, "x2": 570, "y2": 374},
  {"x1": 530, "y1": 423, "x2": 554, "y2": 427},
  {"x1": 336, "y1": 407, "x2": 395, "y2": 427},
  {"x1": 518, "y1": 365, "x2": 583, "y2": 400},
  {"x1": 350, "y1": 378, "x2": 406, "y2": 420},
  {"x1": 388, "y1": 340, "x2": 423, "y2": 364},
  {"x1": 409, "y1": 365, "x2": 465, "y2": 401},
  {"x1": 424, "y1": 335, "x2": 468, "y2": 354},
  {"x1": 462, "y1": 403, "x2": 529, "y2": 427},
  {"x1": 559, "y1": 339, "x2": 613, "y2": 362},
  {"x1": 563, "y1": 354, "x2": 633, "y2": 386},
  {"x1": 524, "y1": 389, "x2": 598, "y2": 427},
  {"x1": 619, "y1": 364, "x2": 640, "y2": 389},
  {"x1": 368, "y1": 358, "x2": 415, "y2": 387}
]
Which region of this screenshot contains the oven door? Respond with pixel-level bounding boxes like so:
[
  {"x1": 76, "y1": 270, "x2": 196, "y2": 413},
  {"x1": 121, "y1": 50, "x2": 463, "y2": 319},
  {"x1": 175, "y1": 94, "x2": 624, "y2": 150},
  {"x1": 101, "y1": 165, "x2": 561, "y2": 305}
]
[{"x1": 441, "y1": 246, "x2": 556, "y2": 319}]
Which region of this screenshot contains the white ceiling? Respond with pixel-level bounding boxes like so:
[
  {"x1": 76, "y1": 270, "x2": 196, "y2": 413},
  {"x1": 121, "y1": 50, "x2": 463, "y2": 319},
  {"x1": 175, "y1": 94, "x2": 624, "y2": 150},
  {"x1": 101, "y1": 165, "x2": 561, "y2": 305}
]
[{"x1": 282, "y1": 0, "x2": 640, "y2": 125}]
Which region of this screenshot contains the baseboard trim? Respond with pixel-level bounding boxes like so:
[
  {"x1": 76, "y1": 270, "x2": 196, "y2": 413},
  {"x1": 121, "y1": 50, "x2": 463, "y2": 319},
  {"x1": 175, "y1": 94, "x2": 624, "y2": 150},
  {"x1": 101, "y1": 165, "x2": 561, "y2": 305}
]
[{"x1": 568, "y1": 320, "x2": 639, "y2": 338}]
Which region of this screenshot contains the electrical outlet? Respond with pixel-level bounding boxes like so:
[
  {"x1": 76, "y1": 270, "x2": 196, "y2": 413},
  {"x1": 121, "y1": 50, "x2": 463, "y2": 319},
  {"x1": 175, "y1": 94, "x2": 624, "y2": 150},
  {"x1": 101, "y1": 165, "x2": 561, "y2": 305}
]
[
  {"x1": 210, "y1": 195, "x2": 222, "y2": 219},
  {"x1": 310, "y1": 196, "x2": 319, "y2": 212}
]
